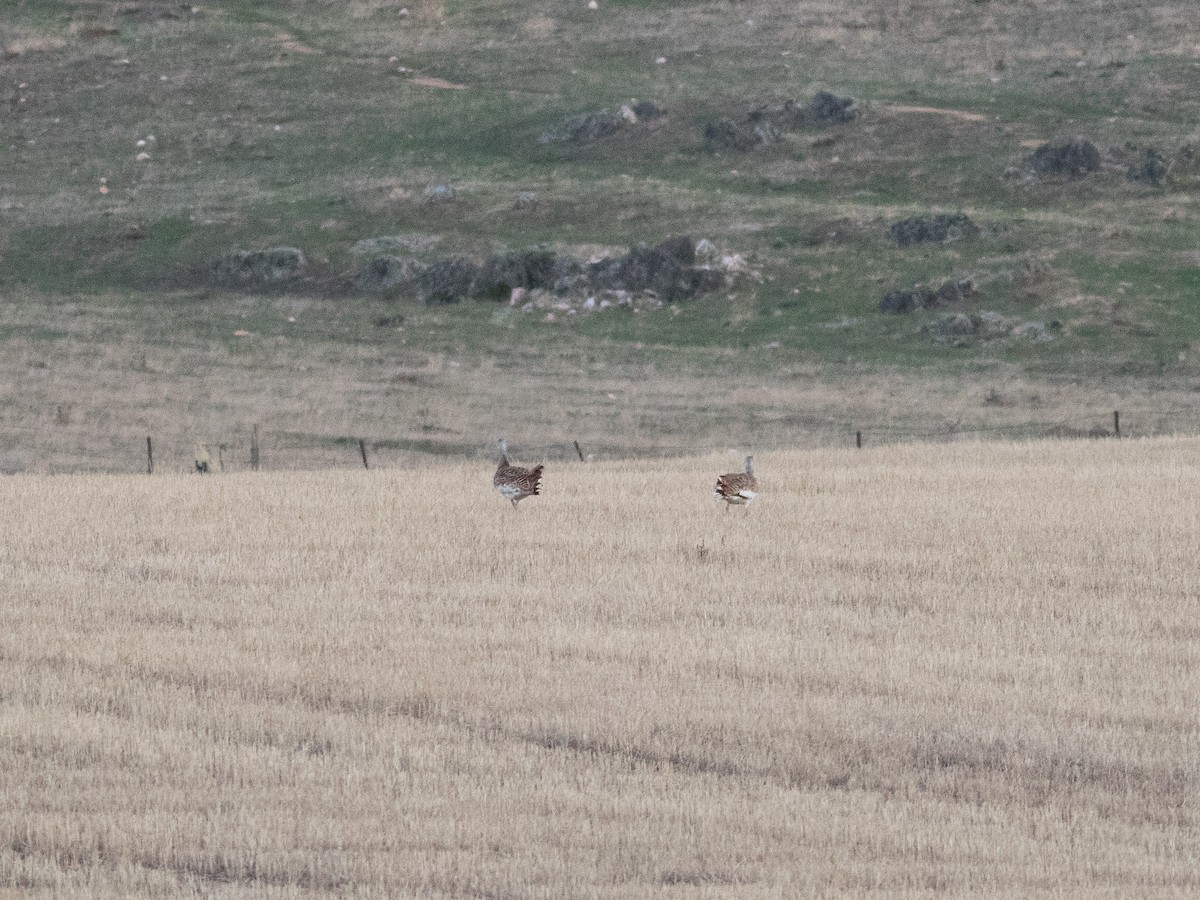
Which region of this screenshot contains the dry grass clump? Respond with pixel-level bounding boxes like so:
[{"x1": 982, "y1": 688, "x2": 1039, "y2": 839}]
[
  {"x1": 2, "y1": 32, "x2": 68, "y2": 58},
  {"x1": 1, "y1": 437, "x2": 1197, "y2": 896},
  {"x1": 7, "y1": 287, "x2": 1200, "y2": 477}
]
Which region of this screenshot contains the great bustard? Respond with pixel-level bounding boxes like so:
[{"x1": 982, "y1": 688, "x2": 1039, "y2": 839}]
[
  {"x1": 493, "y1": 439, "x2": 544, "y2": 507},
  {"x1": 715, "y1": 455, "x2": 758, "y2": 508}
]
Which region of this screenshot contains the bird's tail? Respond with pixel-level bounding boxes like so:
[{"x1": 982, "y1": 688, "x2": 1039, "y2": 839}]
[{"x1": 530, "y1": 464, "x2": 544, "y2": 495}]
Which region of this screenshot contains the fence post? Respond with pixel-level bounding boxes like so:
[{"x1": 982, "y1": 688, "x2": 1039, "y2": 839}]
[
  {"x1": 250, "y1": 425, "x2": 260, "y2": 471},
  {"x1": 146, "y1": 436, "x2": 154, "y2": 474},
  {"x1": 573, "y1": 440, "x2": 585, "y2": 462},
  {"x1": 359, "y1": 438, "x2": 369, "y2": 469},
  {"x1": 1113, "y1": 410, "x2": 1120, "y2": 437},
  {"x1": 856, "y1": 430, "x2": 862, "y2": 449}
]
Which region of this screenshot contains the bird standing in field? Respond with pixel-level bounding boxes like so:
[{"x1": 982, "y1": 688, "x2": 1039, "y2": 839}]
[
  {"x1": 493, "y1": 439, "x2": 544, "y2": 507},
  {"x1": 715, "y1": 455, "x2": 758, "y2": 509}
]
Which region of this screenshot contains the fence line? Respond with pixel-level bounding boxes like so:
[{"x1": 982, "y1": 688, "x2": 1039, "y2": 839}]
[{"x1": 4, "y1": 409, "x2": 1200, "y2": 475}]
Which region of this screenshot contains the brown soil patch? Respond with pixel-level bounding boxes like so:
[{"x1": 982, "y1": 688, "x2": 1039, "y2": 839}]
[
  {"x1": 887, "y1": 105, "x2": 991, "y2": 123},
  {"x1": 3, "y1": 34, "x2": 68, "y2": 57},
  {"x1": 409, "y1": 75, "x2": 467, "y2": 90},
  {"x1": 272, "y1": 30, "x2": 321, "y2": 54},
  {"x1": 522, "y1": 17, "x2": 558, "y2": 37}
]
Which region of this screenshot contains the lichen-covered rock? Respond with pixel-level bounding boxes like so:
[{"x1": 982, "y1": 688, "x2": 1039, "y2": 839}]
[
  {"x1": 355, "y1": 255, "x2": 426, "y2": 294},
  {"x1": 421, "y1": 182, "x2": 457, "y2": 204},
  {"x1": 474, "y1": 249, "x2": 563, "y2": 300},
  {"x1": 1166, "y1": 145, "x2": 1200, "y2": 188},
  {"x1": 694, "y1": 238, "x2": 720, "y2": 265},
  {"x1": 211, "y1": 247, "x2": 306, "y2": 285},
  {"x1": 700, "y1": 116, "x2": 777, "y2": 151},
  {"x1": 879, "y1": 285, "x2": 936, "y2": 314},
  {"x1": 417, "y1": 256, "x2": 478, "y2": 305},
  {"x1": 888, "y1": 213, "x2": 979, "y2": 247},
  {"x1": 705, "y1": 91, "x2": 857, "y2": 152},
  {"x1": 1011, "y1": 320, "x2": 1058, "y2": 342},
  {"x1": 631, "y1": 99, "x2": 666, "y2": 120},
  {"x1": 539, "y1": 110, "x2": 623, "y2": 144},
  {"x1": 539, "y1": 100, "x2": 666, "y2": 145},
  {"x1": 513, "y1": 191, "x2": 539, "y2": 211},
  {"x1": 1127, "y1": 148, "x2": 1168, "y2": 185},
  {"x1": 789, "y1": 91, "x2": 858, "y2": 126},
  {"x1": 396, "y1": 236, "x2": 735, "y2": 312},
  {"x1": 919, "y1": 311, "x2": 1051, "y2": 345},
  {"x1": 880, "y1": 277, "x2": 977, "y2": 314},
  {"x1": 1026, "y1": 140, "x2": 1101, "y2": 177},
  {"x1": 587, "y1": 236, "x2": 715, "y2": 302}
]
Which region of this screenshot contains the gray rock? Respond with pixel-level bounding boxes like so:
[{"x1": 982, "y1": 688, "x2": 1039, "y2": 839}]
[
  {"x1": 651, "y1": 235, "x2": 697, "y2": 266},
  {"x1": 880, "y1": 276, "x2": 977, "y2": 314},
  {"x1": 417, "y1": 256, "x2": 478, "y2": 305},
  {"x1": 1127, "y1": 148, "x2": 1167, "y2": 185},
  {"x1": 355, "y1": 255, "x2": 426, "y2": 294},
  {"x1": 474, "y1": 249, "x2": 563, "y2": 300},
  {"x1": 933, "y1": 313, "x2": 979, "y2": 337},
  {"x1": 975, "y1": 311, "x2": 1012, "y2": 340},
  {"x1": 694, "y1": 238, "x2": 720, "y2": 265},
  {"x1": 474, "y1": 253, "x2": 530, "y2": 300},
  {"x1": 880, "y1": 285, "x2": 935, "y2": 314},
  {"x1": 932, "y1": 277, "x2": 978, "y2": 307},
  {"x1": 401, "y1": 236, "x2": 728, "y2": 308},
  {"x1": 1025, "y1": 141, "x2": 1101, "y2": 177},
  {"x1": 421, "y1": 182, "x2": 457, "y2": 204},
  {"x1": 751, "y1": 118, "x2": 781, "y2": 145},
  {"x1": 1012, "y1": 320, "x2": 1058, "y2": 342},
  {"x1": 922, "y1": 312, "x2": 978, "y2": 344},
  {"x1": 539, "y1": 110, "x2": 623, "y2": 144},
  {"x1": 588, "y1": 236, "x2": 716, "y2": 302},
  {"x1": 631, "y1": 99, "x2": 666, "y2": 120},
  {"x1": 921, "y1": 311, "x2": 1021, "y2": 344},
  {"x1": 212, "y1": 247, "x2": 306, "y2": 285},
  {"x1": 513, "y1": 191, "x2": 539, "y2": 211},
  {"x1": 704, "y1": 118, "x2": 764, "y2": 152},
  {"x1": 788, "y1": 91, "x2": 858, "y2": 127},
  {"x1": 552, "y1": 270, "x2": 589, "y2": 295},
  {"x1": 1167, "y1": 145, "x2": 1200, "y2": 187},
  {"x1": 705, "y1": 91, "x2": 856, "y2": 153},
  {"x1": 888, "y1": 213, "x2": 979, "y2": 247},
  {"x1": 539, "y1": 100, "x2": 666, "y2": 145}
]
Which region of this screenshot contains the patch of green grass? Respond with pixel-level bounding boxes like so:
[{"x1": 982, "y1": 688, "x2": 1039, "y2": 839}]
[{"x1": 2, "y1": 0, "x2": 1200, "y2": 391}]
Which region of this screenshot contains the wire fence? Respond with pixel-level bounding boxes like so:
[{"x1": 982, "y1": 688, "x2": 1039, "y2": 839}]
[{"x1": 2, "y1": 408, "x2": 1196, "y2": 476}]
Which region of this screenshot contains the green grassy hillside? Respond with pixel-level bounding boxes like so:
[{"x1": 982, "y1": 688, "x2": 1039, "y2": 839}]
[{"x1": 2, "y1": 1, "x2": 1200, "y2": 470}]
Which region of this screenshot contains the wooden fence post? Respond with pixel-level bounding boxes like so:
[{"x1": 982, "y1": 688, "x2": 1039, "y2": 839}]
[
  {"x1": 250, "y1": 425, "x2": 260, "y2": 471},
  {"x1": 573, "y1": 440, "x2": 585, "y2": 462},
  {"x1": 146, "y1": 436, "x2": 154, "y2": 474},
  {"x1": 1113, "y1": 410, "x2": 1120, "y2": 437},
  {"x1": 359, "y1": 438, "x2": 369, "y2": 469},
  {"x1": 856, "y1": 430, "x2": 862, "y2": 449}
]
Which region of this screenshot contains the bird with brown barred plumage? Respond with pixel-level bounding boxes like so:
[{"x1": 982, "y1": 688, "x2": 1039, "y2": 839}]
[
  {"x1": 493, "y1": 439, "x2": 544, "y2": 507},
  {"x1": 714, "y1": 455, "x2": 758, "y2": 509}
]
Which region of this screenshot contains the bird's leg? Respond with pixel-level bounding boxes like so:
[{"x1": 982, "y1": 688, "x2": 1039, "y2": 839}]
[{"x1": 511, "y1": 498, "x2": 519, "y2": 508}]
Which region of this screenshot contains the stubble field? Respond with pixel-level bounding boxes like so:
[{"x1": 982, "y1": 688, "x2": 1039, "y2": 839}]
[{"x1": 1, "y1": 437, "x2": 1196, "y2": 897}]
